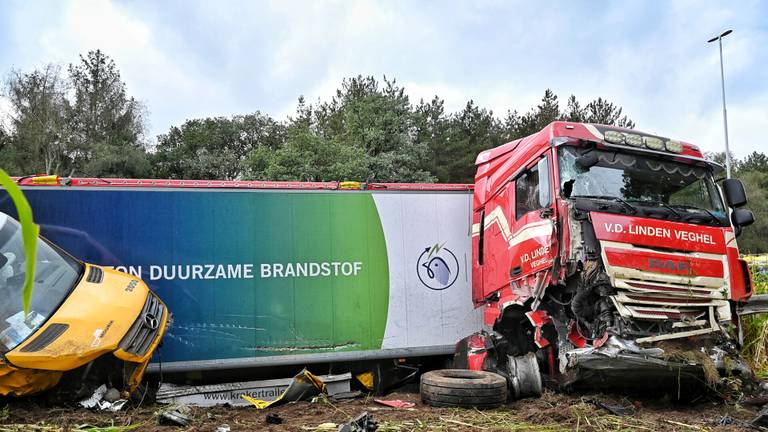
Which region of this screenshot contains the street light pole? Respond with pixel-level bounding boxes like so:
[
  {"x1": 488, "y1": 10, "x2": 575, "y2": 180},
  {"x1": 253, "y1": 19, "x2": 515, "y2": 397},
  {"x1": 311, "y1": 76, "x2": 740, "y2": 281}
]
[{"x1": 707, "y1": 29, "x2": 733, "y2": 178}]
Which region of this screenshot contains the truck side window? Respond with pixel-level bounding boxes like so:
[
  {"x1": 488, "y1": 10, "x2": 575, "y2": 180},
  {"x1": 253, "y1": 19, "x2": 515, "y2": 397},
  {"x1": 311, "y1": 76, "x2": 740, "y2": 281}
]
[{"x1": 516, "y1": 157, "x2": 551, "y2": 219}]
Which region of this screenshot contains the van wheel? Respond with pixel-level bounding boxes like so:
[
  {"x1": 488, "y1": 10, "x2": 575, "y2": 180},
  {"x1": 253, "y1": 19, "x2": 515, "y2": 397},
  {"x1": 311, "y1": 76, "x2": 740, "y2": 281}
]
[{"x1": 420, "y1": 369, "x2": 507, "y2": 409}]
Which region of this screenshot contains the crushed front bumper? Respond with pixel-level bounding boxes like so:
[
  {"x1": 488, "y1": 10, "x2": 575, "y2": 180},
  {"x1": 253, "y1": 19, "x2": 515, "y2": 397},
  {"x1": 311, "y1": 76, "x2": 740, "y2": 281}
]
[{"x1": 560, "y1": 336, "x2": 751, "y2": 390}]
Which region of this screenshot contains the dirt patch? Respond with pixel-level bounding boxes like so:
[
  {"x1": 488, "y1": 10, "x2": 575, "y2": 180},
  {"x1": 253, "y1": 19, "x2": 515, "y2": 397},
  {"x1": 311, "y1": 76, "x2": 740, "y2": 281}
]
[{"x1": 0, "y1": 390, "x2": 762, "y2": 431}]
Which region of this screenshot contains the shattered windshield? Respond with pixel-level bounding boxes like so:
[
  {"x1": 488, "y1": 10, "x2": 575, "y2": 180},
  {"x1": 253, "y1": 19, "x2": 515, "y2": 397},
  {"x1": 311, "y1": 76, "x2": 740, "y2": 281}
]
[
  {"x1": 558, "y1": 146, "x2": 726, "y2": 222},
  {"x1": 0, "y1": 214, "x2": 82, "y2": 353}
]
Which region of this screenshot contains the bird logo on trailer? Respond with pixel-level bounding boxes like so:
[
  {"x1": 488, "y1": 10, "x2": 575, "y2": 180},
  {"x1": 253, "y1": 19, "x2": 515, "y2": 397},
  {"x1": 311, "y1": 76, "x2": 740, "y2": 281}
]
[{"x1": 417, "y1": 243, "x2": 459, "y2": 291}]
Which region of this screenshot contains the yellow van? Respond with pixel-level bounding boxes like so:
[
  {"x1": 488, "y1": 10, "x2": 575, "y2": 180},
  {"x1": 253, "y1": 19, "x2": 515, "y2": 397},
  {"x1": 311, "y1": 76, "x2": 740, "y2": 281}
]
[{"x1": 0, "y1": 212, "x2": 168, "y2": 397}]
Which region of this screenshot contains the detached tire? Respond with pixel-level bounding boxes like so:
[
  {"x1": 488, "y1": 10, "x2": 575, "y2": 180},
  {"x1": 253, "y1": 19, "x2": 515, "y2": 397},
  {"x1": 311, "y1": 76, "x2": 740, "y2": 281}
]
[{"x1": 420, "y1": 369, "x2": 507, "y2": 409}]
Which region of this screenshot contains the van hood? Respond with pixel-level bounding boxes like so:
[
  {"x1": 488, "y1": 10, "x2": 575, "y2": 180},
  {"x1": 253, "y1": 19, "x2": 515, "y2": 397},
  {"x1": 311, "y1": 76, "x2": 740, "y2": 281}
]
[{"x1": 5, "y1": 266, "x2": 150, "y2": 371}]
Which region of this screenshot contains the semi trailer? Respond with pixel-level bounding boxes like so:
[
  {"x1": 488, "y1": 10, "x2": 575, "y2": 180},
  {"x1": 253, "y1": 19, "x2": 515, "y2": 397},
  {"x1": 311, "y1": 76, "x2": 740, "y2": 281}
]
[{"x1": 0, "y1": 180, "x2": 482, "y2": 380}]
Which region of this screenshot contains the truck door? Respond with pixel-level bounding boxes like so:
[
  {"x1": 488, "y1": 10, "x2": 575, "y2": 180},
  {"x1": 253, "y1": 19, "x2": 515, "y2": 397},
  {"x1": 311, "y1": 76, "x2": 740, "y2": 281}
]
[{"x1": 506, "y1": 155, "x2": 558, "y2": 295}]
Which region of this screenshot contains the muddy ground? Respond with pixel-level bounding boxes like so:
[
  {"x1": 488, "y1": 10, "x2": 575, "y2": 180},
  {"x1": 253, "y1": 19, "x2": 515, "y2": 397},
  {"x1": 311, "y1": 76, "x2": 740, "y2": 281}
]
[{"x1": 1, "y1": 387, "x2": 766, "y2": 432}]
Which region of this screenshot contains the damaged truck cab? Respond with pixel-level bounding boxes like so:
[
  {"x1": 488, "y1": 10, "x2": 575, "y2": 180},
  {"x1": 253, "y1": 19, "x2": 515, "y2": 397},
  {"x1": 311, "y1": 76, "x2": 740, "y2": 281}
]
[
  {"x1": 459, "y1": 122, "x2": 755, "y2": 395},
  {"x1": 0, "y1": 212, "x2": 169, "y2": 397}
]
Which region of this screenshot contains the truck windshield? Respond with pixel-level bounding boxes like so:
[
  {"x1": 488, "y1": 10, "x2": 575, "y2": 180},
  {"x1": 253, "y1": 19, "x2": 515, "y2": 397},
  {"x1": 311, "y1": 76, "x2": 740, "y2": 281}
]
[
  {"x1": 0, "y1": 214, "x2": 82, "y2": 353},
  {"x1": 558, "y1": 146, "x2": 726, "y2": 223}
]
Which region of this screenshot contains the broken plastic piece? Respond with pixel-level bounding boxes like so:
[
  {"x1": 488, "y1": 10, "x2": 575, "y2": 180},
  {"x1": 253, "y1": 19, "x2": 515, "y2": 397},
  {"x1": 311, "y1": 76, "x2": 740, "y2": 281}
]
[
  {"x1": 356, "y1": 372, "x2": 374, "y2": 390},
  {"x1": 241, "y1": 368, "x2": 326, "y2": 409},
  {"x1": 373, "y1": 399, "x2": 415, "y2": 409}
]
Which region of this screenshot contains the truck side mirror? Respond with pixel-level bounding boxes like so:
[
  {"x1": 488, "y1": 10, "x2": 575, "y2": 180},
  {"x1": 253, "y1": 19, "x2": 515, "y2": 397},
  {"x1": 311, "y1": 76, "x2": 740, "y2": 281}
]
[
  {"x1": 732, "y1": 208, "x2": 754, "y2": 228},
  {"x1": 722, "y1": 178, "x2": 747, "y2": 207}
]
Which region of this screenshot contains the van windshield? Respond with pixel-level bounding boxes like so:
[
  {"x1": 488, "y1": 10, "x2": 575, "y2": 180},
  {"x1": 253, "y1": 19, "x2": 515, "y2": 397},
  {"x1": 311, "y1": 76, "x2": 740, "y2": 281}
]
[
  {"x1": 0, "y1": 214, "x2": 82, "y2": 353},
  {"x1": 558, "y1": 146, "x2": 727, "y2": 223}
]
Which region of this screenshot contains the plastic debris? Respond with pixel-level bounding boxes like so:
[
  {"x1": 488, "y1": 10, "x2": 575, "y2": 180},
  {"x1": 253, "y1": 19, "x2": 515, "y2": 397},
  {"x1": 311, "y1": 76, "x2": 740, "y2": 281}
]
[
  {"x1": 241, "y1": 368, "x2": 326, "y2": 409},
  {"x1": 373, "y1": 399, "x2": 415, "y2": 409},
  {"x1": 78, "y1": 384, "x2": 128, "y2": 411},
  {"x1": 215, "y1": 425, "x2": 231, "y2": 432}
]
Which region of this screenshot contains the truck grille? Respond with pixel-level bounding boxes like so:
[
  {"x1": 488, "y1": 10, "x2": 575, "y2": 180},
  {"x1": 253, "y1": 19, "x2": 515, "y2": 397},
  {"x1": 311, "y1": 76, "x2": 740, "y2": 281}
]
[
  {"x1": 602, "y1": 244, "x2": 730, "y2": 341},
  {"x1": 609, "y1": 275, "x2": 729, "y2": 341},
  {"x1": 119, "y1": 293, "x2": 165, "y2": 357}
]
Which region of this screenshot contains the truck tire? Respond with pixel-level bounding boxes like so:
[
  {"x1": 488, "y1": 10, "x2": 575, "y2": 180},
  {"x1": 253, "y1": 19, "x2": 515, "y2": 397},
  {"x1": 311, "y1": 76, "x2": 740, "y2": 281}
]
[
  {"x1": 420, "y1": 369, "x2": 507, "y2": 408},
  {"x1": 508, "y1": 352, "x2": 542, "y2": 399}
]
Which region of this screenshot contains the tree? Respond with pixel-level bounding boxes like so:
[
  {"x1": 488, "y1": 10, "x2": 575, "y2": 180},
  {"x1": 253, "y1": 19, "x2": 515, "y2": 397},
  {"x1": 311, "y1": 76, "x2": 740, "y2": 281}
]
[
  {"x1": 704, "y1": 151, "x2": 741, "y2": 175},
  {"x1": 737, "y1": 170, "x2": 768, "y2": 254},
  {"x1": 582, "y1": 97, "x2": 635, "y2": 128},
  {"x1": 434, "y1": 101, "x2": 504, "y2": 183},
  {"x1": 245, "y1": 76, "x2": 435, "y2": 182},
  {"x1": 739, "y1": 152, "x2": 768, "y2": 175},
  {"x1": 67, "y1": 50, "x2": 149, "y2": 177},
  {"x1": 154, "y1": 113, "x2": 285, "y2": 180},
  {"x1": 3, "y1": 64, "x2": 70, "y2": 174}
]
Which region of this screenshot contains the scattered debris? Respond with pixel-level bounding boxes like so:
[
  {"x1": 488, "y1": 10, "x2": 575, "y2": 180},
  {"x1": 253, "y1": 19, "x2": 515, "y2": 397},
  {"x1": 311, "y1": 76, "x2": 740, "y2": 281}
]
[
  {"x1": 157, "y1": 371, "x2": 351, "y2": 407},
  {"x1": 303, "y1": 423, "x2": 337, "y2": 431},
  {"x1": 241, "y1": 368, "x2": 326, "y2": 409},
  {"x1": 337, "y1": 411, "x2": 377, "y2": 432},
  {"x1": 78, "y1": 384, "x2": 128, "y2": 412},
  {"x1": 157, "y1": 405, "x2": 192, "y2": 427},
  {"x1": 373, "y1": 399, "x2": 415, "y2": 409},
  {"x1": 586, "y1": 398, "x2": 636, "y2": 416},
  {"x1": 753, "y1": 404, "x2": 768, "y2": 428},
  {"x1": 265, "y1": 413, "x2": 284, "y2": 424},
  {"x1": 215, "y1": 425, "x2": 231, "y2": 432},
  {"x1": 717, "y1": 415, "x2": 759, "y2": 429},
  {"x1": 331, "y1": 390, "x2": 364, "y2": 401}
]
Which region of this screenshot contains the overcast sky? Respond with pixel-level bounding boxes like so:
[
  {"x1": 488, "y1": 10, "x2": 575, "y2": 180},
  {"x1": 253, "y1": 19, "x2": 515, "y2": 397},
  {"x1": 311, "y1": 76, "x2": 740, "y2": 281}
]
[{"x1": 1, "y1": 0, "x2": 766, "y2": 157}]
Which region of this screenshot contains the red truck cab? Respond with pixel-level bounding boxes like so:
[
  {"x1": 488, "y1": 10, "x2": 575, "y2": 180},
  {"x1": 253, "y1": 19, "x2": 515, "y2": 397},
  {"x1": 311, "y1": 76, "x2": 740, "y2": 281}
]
[{"x1": 459, "y1": 121, "x2": 755, "y2": 395}]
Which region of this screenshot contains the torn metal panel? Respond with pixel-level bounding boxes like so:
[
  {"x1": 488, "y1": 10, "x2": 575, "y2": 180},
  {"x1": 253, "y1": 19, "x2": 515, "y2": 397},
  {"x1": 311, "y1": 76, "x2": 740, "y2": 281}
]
[
  {"x1": 738, "y1": 294, "x2": 768, "y2": 316},
  {"x1": 156, "y1": 372, "x2": 352, "y2": 407}
]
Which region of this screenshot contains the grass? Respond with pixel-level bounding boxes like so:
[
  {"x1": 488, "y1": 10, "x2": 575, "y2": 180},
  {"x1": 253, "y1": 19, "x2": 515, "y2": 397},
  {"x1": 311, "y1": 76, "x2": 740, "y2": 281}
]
[{"x1": 743, "y1": 254, "x2": 768, "y2": 378}]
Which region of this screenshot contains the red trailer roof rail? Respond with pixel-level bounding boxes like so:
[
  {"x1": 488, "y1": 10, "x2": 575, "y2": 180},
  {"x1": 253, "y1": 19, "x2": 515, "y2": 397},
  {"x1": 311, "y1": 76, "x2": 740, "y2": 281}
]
[{"x1": 12, "y1": 176, "x2": 473, "y2": 191}]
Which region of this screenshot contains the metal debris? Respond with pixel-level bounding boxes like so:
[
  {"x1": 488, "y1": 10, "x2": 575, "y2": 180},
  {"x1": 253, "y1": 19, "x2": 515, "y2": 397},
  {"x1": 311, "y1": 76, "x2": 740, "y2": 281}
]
[
  {"x1": 158, "y1": 406, "x2": 192, "y2": 427},
  {"x1": 337, "y1": 411, "x2": 377, "y2": 432},
  {"x1": 78, "y1": 384, "x2": 128, "y2": 411}
]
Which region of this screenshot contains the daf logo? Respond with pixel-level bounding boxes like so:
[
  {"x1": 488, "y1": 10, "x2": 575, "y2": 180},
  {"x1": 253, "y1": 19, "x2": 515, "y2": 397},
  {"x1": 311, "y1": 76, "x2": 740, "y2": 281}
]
[
  {"x1": 648, "y1": 259, "x2": 690, "y2": 272},
  {"x1": 143, "y1": 313, "x2": 159, "y2": 330}
]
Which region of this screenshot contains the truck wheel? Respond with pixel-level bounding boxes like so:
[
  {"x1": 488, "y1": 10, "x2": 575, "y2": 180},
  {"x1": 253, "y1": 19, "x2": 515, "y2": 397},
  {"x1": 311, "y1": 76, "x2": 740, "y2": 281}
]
[
  {"x1": 508, "y1": 352, "x2": 542, "y2": 399},
  {"x1": 420, "y1": 369, "x2": 507, "y2": 408}
]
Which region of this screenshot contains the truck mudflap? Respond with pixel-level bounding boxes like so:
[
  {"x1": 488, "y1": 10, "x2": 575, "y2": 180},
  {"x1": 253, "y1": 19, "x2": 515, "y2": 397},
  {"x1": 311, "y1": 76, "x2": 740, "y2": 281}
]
[{"x1": 560, "y1": 336, "x2": 752, "y2": 389}]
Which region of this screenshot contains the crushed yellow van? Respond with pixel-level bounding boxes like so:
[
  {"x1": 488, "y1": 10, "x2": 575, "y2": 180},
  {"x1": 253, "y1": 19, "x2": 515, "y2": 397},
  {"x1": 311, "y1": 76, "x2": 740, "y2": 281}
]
[{"x1": 0, "y1": 212, "x2": 168, "y2": 397}]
